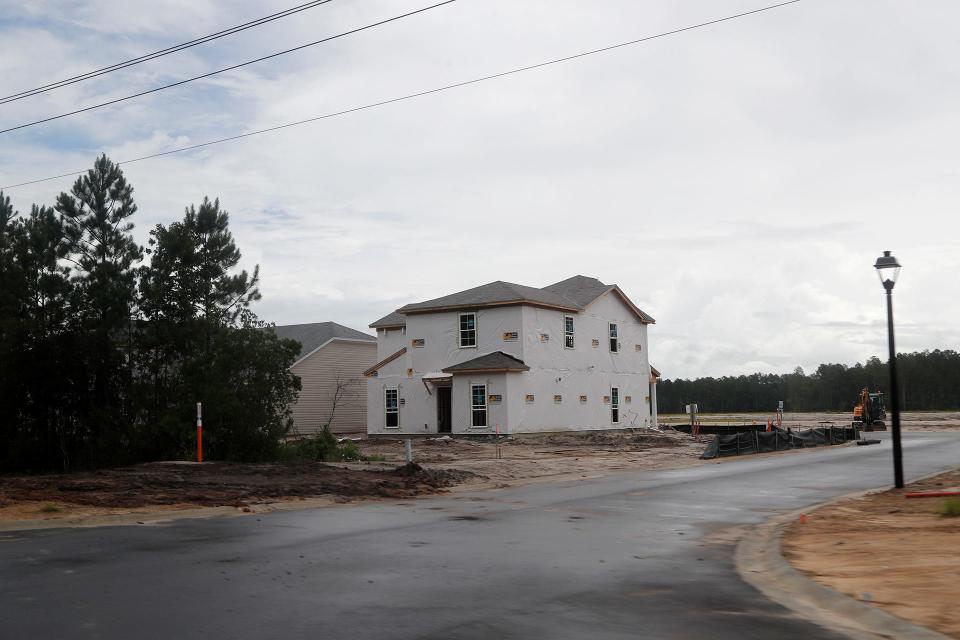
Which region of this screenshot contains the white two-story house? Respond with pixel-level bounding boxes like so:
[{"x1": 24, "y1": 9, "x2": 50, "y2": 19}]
[{"x1": 364, "y1": 275, "x2": 659, "y2": 435}]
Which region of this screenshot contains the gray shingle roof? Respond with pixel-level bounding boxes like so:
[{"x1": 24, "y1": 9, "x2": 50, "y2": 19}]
[
  {"x1": 398, "y1": 280, "x2": 579, "y2": 314},
  {"x1": 271, "y1": 322, "x2": 375, "y2": 360},
  {"x1": 545, "y1": 275, "x2": 655, "y2": 323},
  {"x1": 374, "y1": 275, "x2": 654, "y2": 326},
  {"x1": 542, "y1": 275, "x2": 613, "y2": 307},
  {"x1": 442, "y1": 351, "x2": 530, "y2": 373},
  {"x1": 369, "y1": 311, "x2": 407, "y2": 329}
]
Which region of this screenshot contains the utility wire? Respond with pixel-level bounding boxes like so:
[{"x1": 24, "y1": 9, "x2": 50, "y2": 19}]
[
  {"x1": 0, "y1": 0, "x2": 457, "y2": 135},
  {"x1": 0, "y1": 0, "x2": 337, "y2": 105},
  {"x1": 1, "y1": 0, "x2": 800, "y2": 190}
]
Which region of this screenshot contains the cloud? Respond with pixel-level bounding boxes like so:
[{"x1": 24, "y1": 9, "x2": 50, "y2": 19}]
[{"x1": 1, "y1": 0, "x2": 958, "y2": 377}]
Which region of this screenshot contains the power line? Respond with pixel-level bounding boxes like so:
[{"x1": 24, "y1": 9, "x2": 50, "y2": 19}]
[
  {"x1": 0, "y1": 0, "x2": 337, "y2": 105},
  {"x1": 0, "y1": 1, "x2": 457, "y2": 135},
  {"x1": 1, "y1": 0, "x2": 801, "y2": 191}
]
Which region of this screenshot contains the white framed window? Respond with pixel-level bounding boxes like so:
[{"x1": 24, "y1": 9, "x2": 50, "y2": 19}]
[
  {"x1": 385, "y1": 388, "x2": 399, "y2": 428},
  {"x1": 611, "y1": 387, "x2": 620, "y2": 423},
  {"x1": 609, "y1": 323, "x2": 619, "y2": 353},
  {"x1": 564, "y1": 315, "x2": 575, "y2": 349},
  {"x1": 459, "y1": 313, "x2": 477, "y2": 348},
  {"x1": 471, "y1": 384, "x2": 487, "y2": 427}
]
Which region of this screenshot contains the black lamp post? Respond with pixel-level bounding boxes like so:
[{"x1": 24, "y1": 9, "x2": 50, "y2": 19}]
[{"x1": 874, "y1": 250, "x2": 903, "y2": 489}]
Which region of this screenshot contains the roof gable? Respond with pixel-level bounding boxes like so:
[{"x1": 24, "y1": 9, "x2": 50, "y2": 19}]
[
  {"x1": 271, "y1": 322, "x2": 375, "y2": 360},
  {"x1": 543, "y1": 275, "x2": 612, "y2": 307},
  {"x1": 546, "y1": 275, "x2": 654, "y2": 324}
]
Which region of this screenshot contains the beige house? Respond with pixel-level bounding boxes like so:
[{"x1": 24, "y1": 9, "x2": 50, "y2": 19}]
[{"x1": 272, "y1": 322, "x2": 377, "y2": 435}]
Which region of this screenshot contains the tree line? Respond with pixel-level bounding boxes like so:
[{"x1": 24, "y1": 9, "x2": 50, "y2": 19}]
[
  {"x1": 658, "y1": 350, "x2": 960, "y2": 414},
  {"x1": 0, "y1": 155, "x2": 301, "y2": 472}
]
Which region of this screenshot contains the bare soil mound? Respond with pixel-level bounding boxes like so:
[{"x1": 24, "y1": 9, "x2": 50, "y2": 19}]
[{"x1": 0, "y1": 461, "x2": 481, "y2": 510}]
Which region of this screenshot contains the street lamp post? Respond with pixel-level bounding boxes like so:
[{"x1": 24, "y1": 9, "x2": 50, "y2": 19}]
[{"x1": 874, "y1": 250, "x2": 903, "y2": 489}]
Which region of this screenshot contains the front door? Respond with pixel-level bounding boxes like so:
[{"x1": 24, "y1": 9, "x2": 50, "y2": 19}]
[{"x1": 437, "y1": 387, "x2": 452, "y2": 433}]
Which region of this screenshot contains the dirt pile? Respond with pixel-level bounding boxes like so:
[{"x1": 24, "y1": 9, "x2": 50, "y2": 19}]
[
  {"x1": 0, "y1": 461, "x2": 481, "y2": 510},
  {"x1": 511, "y1": 429, "x2": 687, "y2": 449}
]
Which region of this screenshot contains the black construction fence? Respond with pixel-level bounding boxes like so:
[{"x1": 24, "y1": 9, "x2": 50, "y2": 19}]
[{"x1": 700, "y1": 426, "x2": 860, "y2": 460}]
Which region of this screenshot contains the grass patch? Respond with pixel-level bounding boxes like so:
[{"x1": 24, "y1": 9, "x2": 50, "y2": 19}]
[
  {"x1": 364, "y1": 453, "x2": 388, "y2": 462},
  {"x1": 37, "y1": 503, "x2": 62, "y2": 513},
  {"x1": 937, "y1": 497, "x2": 960, "y2": 518}
]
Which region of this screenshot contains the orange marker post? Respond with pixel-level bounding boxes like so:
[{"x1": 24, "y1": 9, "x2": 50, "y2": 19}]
[{"x1": 196, "y1": 402, "x2": 203, "y2": 463}]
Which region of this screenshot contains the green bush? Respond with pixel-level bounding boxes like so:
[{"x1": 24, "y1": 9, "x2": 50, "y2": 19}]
[
  {"x1": 276, "y1": 426, "x2": 363, "y2": 462},
  {"x1": 938, "y1": 497, "x2": 960, "y2": 518},
  {"x1": 337, "y1": 440, "x2": 362, "y2": 462}
]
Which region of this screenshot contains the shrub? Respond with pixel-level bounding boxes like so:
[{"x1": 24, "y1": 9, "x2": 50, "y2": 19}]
[
  {"x1": 276, "y1": 426, "x2": 363, "y2": 462},
  {"x1": 938, "y1": 497, "x2": 960, "y2": 518}
]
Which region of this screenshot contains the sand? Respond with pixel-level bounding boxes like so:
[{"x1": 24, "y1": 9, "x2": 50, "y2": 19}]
[{"x1": 782, "y1": 468, "x2": 960, "y2": 638}]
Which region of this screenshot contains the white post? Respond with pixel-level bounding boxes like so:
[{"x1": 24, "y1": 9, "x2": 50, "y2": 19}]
[
  {"x1": 196, "y1": 402, "x2": 203, "y2": 463},
  {"x1": 650, "y1": 380, "x2": 659, "y2": 429},
  {"x1": 404, "y1": 439, "x2": 413, "y2": 464}
]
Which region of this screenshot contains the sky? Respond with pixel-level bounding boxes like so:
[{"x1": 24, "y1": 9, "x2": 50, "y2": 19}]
[{"x1": 1, "y1": 0, "x2": 957, "y2": 379}]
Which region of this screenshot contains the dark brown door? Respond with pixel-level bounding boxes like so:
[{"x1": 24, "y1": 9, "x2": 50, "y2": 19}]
[{"x1": 437, "y1": 387, "x2": 452, "y2": 433}]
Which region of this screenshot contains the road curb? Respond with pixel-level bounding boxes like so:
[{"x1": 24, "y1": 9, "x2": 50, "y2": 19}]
[{"x1": 735, "y1": 472, "x2": 955, "y2": 640}]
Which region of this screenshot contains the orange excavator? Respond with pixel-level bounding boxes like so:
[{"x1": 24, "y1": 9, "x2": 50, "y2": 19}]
[{"x1": 853, "y1": 388, "x2": 886, "y2": 431}]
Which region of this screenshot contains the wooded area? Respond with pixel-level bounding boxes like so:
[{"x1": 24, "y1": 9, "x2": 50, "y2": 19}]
[
  {"x1": 0, "y1": 155, "x2": 301, "y2": 472},
  {"x1": 658, "y1": 350, "x2": 960, "y2": 414}
]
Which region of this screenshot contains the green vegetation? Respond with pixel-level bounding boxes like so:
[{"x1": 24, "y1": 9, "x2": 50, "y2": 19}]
[
  {"x1": 658, "y1": 350, "x2": 960, "y2": 413},
  {"x1": 278, "y1": 427, "x2": 365, "y2": 463},
  {"x1": 938, "y1": 498, "x2": 960, "y2": 518},
  {"x1": 0, "y1": 156, "x2": 301, "y2": 472}
]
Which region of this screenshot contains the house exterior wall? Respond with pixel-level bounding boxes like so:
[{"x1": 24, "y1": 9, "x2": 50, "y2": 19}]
[
  {"x1": 367, "y1": 306, "x2": 522, "y2": 435},
  {"x1": 509, "y1": 293, "x2": 652, "y2": 432},
  {"x1": 367, "y1": 296, "x2": 653, "y2": 435},
  {"x1": 375, "y1": 326, "x2": 407, "y2": 360},
  {"x1": 290, "y1": 339, "x2": 377, "y2": 435}
]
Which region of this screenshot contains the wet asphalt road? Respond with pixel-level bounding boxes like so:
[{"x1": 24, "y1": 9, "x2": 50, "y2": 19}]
[{"x1": 2, "y1": 432, "x2": 959, "y2": 640}]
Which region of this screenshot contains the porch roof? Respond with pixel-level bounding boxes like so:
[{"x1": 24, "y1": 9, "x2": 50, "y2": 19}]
[{"x1": 442, "y1": 351, "x2": 530, "y2": 374}]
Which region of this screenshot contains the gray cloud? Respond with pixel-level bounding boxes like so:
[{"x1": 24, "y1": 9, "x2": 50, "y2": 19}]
[{"x1": 1, "y1": 0, "x2": 957, "y2": 377}]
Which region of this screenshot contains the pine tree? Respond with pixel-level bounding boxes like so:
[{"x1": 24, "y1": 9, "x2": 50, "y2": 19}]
[{"x1": 55, "y1": 155, "x2": 142, "y2": 463}]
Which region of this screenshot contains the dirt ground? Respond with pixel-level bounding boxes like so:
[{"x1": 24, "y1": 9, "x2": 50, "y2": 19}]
[
  {"x1": 782, "y1": 468, "x2": 960, "y2": 638},
  {"x1": 358, "y1": 428, "x2": 704, "y2": 486},
  {"x1": 659, "y1": 410, "x2": 960, "y2": 431},
  {"x1": 0, "y1": 429, "x2": 703, "y2": 526},
  {"x1": 0, "y1": 461, "x2": 475, "y2": 525},
  {"x1": 6, "y1": 414, "x2": 946, "y2": 528}
]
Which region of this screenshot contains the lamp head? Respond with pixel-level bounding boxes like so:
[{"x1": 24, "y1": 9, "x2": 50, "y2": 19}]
[{"x1": 874, "y1": 250, "x2": 901, "y2": 290}]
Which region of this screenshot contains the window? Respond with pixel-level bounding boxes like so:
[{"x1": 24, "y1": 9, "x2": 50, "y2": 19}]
[
  {"x1": 471, "y1": 384, "x2": 487, "y2": 427},
  {"x1": 385, "y1": 388, "x2": 399, "y2": 428},
  {"x1": 564, "y1": 315, "x2": 575, "y2": 349},
  {"x1": 609, "y1": 323, "x2": 619, "y2": 352},
  {"x1": 611, "y1": 387, "x2": 620, "y2": 423},
  {"x1": 459, "y1": 313, "x2": 477, "y2": 348}
]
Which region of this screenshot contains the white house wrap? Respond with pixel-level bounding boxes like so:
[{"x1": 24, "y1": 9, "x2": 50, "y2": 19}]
[{"x1": 365, "y1": 276, "x2": 658, "y2": 435}]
